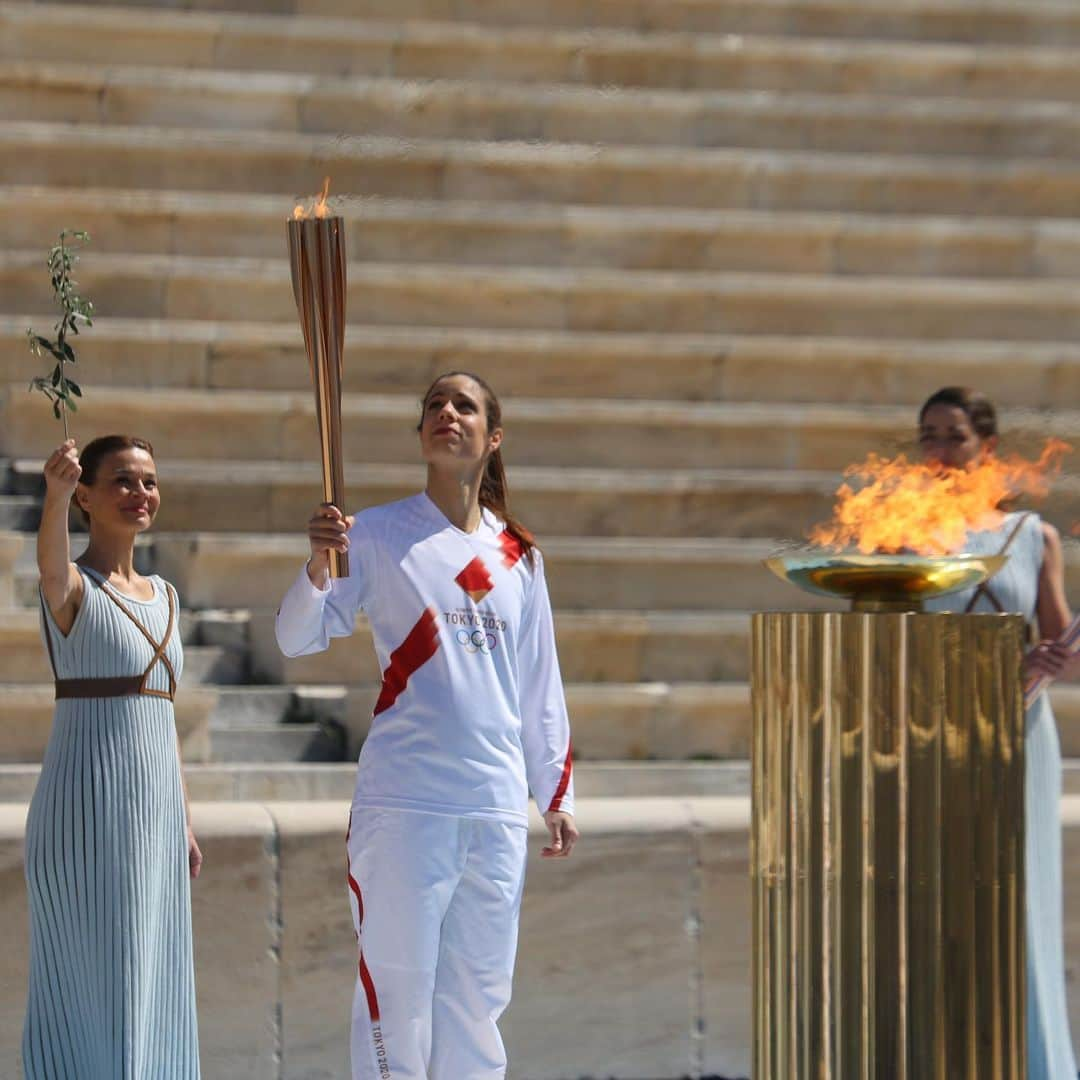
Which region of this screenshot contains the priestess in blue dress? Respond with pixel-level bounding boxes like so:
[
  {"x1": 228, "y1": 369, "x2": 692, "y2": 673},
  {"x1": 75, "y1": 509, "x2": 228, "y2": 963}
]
[{"x1": 920, "y1": 387, "x2": 1078, "y2": 1079}]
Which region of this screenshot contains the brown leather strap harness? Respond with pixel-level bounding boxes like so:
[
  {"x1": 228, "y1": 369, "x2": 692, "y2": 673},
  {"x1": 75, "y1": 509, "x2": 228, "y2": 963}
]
[
  {"x1": 41, "y1": 574, "x2": 177, "y2": 702},
  {"x1": 962, "y1": 512, "x2": 1031, "y2": 615}
]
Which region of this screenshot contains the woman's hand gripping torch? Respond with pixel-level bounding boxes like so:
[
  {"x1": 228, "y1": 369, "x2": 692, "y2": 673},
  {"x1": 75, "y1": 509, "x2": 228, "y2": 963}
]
[{"x1": 288, "y1": 180, "x2": 349, "y2": 578}]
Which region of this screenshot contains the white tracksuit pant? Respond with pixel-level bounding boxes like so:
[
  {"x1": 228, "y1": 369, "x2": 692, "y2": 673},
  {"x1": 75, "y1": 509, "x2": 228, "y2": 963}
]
[{"x1": 346, "y1": 807, "x2": 528, "y2": 1080}]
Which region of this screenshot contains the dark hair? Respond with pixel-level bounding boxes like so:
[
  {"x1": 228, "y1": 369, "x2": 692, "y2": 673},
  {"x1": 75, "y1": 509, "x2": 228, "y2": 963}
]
[
  {"x1": 76, "y1": 435, "x2": 155, "y2": 523},
  {"x1": 418, "y1": 372, "x2": 536, "y2": 568},
  {"x1": 918, "y1": 387, "x2": 998, "y2": 440}
]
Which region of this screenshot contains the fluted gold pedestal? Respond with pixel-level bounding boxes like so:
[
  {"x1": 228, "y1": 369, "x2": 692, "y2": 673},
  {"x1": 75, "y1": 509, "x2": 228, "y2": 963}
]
[{"x1": 751, "y1": 612, "x2": 1026, "y2": 1080}]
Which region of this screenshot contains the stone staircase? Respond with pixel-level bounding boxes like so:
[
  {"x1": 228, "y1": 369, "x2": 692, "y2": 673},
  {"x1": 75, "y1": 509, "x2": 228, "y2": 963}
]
[{"x1": 2, "y1": 0, "x2": 1080, "y2": 777}]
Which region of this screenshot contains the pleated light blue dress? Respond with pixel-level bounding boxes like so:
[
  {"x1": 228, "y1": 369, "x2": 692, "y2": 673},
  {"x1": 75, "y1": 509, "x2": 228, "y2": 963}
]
[
  {"x1": 927, "y1": 511, "x2": 1078, "y2": 1079},
  {"x1": 23, "y1": 566, "x2": 200, "y2": 1079}
]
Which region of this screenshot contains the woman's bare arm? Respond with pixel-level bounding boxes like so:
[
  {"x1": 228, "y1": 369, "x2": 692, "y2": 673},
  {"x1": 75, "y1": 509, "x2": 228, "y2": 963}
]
[
  {"x1": 37, "y1": 440, "x2": 84, "y2": 635},
  {"x1": 1035, "y1": 523, "x2": 1072, "y2": 642},
  {"x1": 176, "y1": 730, "x2": 202, "y2": 880}
]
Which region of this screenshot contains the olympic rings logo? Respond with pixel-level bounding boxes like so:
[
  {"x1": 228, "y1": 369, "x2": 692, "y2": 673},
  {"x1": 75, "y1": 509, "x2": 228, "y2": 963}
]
[{"x1": 456, "y1": 628, "x2": 498, "y2": 654}]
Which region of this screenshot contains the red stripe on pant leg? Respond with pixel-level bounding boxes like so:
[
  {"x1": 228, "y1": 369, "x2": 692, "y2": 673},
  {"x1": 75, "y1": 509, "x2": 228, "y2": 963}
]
[
  {"x1": 547, "y1": 740, "x2": 574, "y2": 813},
  {"x1": 346, "y1": 816, "x2": 380, "y2": 1022},
  {"x1": 373, "y1": 607, "x2": 440, "y2": 717},
  {"x1": 358, "y1": 956, "x2": 381, "y2": 1023},
  {"x1": 348, "y1": 868, "x2": 365, "y2": 924},
  {"x1": 346, "y1": 819, "x2": 361, "y2": 921}
]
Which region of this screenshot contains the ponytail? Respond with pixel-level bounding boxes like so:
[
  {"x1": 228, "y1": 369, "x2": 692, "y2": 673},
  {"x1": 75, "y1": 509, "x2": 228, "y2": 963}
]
[
  {"x1": 479, "y1": 446, "x2": 536, "y2": 569},
  {"x1": 419, "y1": 371, "x2": 537, "y2": 569}
]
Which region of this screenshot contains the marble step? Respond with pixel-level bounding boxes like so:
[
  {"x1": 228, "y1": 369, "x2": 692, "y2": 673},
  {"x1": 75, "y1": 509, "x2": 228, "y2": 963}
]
[
  {"x1": 0, "y1": 681, "x2": 217, "y2": 763},
  {"x1": 0, "y1": 532, "x2": 23, "y2": 609},
  {"x1": 8, "y1": 534, "x2": 794, "y2": 612},
  {"x1": 13, "y1": 187, "x2": 1080, "y2": 279},
  {"x1": 2, "y1": 539, "x2": 247, "y2": 630},
  {"x1": 14, "y1": 63, "x2": 1080, "y2": 160},
  {"x1": 14, "y1": 456, "x2": 1080, "y2": 542},
  {"x1": 189, "y1": 721, "x2": 339, "y2": 762},
  {"x1": 207, "y1": 686, "x2": 348, "y2": 761},
  {"x1": 341, "y1": 680, "x2": 1080, "y2": 762},
  {"x1": 249, "y1": 608, "x2": 751, "y2": 685},
  {"x1": 8, "y1": 4, "x2": 1080, "y2": 101},
  {"x1": 9, "y1": 457, "x2": 841, "y2": 539},
  {"x1": 9, "y1": 757, "x2": 1080, "y2": 802},
  {"x1": 0, "y1": 760, "x2": 756, "y2": 802},
  {"x1": 0, "y1": 680, "x2": 338, "y2": 763},
  {"x1": 4, "y1": 544, "x2": 255, "y2": 624},
  {"x1": 14, "y1": 250, "x2": 1080, "y2": 340},
  {"x1": 4, "y1": 670, "x2": 1080, "y2": 765},
  {"x1": 0, "y1": 496, "x2": 38, "y2": 531},
  {"x1": 29, "y1": 0, "x2": 1080, "y2": 47},
  {"x1": 195, "y1": 683, "x2": 343, "y2": 761},
  {"x1": 149, "y1": 532, "x2": 824, "y2": 613},
  {"x1": 206, "y1": 684, "x2": 342, "y2": 726},
  {"x1": 128, "y1": 532, "x2": 1080, "y2": 612},
  {"x1": 8, "y1": 534, "x2": 153, "y2": 607},
  {"x1": 184, "y1": 646, "x2": 249, "y2": 684},
  {"x1": 0, "y1": 580, "x2": 253, "y2": 648},
  {"x1": 0, "y1": 607, "x2": 247, "y2": 684},
  {"x1": 11, "y1": 123, "x2": 1080, "y2": 219},
  {"x1": 6, "y1": 391, "x2": 1074, "y2": 495},
  {"x1": 0, "y1": 677, "x2": 743, "y2": 763},
  {"x1": 0, "y1": 387, "x2": 931, "y2": 471},
  {"x1": 0, "y1": 599, "x2": 751, "y2": 687},
  {"x1": 4, "y1": 315, "x2": 1080, "y2": 409},
  {"x1": 329, "y1": 680, "x2": 753, "y2": 760},
  {"x1": 0, "y1": 598, "x2": 751, "y2": 686}
]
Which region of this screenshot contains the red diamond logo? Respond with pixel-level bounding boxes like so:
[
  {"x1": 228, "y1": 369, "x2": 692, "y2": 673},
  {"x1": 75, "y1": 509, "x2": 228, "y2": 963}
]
[{"x1": 455, "y1": 557, "x2": 494, "y2": 602}]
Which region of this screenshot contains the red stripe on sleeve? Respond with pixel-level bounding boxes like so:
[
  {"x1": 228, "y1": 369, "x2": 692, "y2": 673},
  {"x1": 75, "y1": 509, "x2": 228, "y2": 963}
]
[
  {"x1": 547, "y1": 741, "x2": 574, "y2": 813},
  {"x1": 499, "y1": 530, "x2": 524, "y2": 569},
  {"x1": 373, "y1": 607, "x2": 440, "y2": 717}
]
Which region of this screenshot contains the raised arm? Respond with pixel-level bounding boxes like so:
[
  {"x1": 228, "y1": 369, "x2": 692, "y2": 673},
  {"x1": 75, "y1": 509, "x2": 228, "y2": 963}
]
[
  {"x1": 275, "y1": 503, "x2": 367, "y2": 657},
  {"x1": 37, "y1": 439, "x2": 85, "y2": 635}
]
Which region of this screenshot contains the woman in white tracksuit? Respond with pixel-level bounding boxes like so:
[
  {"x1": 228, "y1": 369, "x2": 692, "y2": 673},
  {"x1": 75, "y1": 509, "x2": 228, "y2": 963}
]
[{"x1": 275, "y1": 371, "x2": 578, "y2": 1080}]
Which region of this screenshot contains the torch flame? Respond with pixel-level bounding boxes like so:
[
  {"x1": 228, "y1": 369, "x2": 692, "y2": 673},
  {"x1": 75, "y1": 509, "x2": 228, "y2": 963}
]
[
  {"x1": 809, "y1": 440, "x2": 1071, "y2": 556},
  {"x1": 314, "y1": 176, "x2": 330, "y2": 218},
  {"x1": 292, "y1": 177, "x2": 333, "y2": 221}
]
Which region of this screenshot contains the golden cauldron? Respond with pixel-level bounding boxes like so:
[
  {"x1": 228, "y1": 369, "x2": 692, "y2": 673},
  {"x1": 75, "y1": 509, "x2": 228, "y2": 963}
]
[
  {"x1": 764, "y1": 551, "x2": 1008, "y2": 612},
  {"x1": 752, "y1": 550, "x2": 1026, "y2": 1078}
]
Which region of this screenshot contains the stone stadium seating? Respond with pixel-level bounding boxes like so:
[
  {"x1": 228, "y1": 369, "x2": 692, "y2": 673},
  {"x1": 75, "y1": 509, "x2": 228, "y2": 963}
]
[{"x1": 4, "y1": 0, "x2": 1080, "y2": 1074}]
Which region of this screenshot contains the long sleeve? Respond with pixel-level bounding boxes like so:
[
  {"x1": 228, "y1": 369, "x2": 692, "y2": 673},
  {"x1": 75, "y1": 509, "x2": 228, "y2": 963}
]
[
  {"x1": 517, "y1": 551, "x2": 574, "y2": 816},
  {"x1": 274, "y1": 518, "x2": 372, "y2": 658}
]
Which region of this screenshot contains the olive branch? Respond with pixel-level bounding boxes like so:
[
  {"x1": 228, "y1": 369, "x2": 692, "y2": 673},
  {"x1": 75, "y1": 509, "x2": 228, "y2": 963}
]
[{"x1": 27, "y1": 229, "x2": 94, "y2": 439}]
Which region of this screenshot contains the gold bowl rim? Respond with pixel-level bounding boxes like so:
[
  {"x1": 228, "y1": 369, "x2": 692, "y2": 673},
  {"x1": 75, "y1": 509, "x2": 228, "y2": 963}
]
[
  {"x1": 766, "y1": 552, "x2": 1007, "y2": 572},
  {"x1": 764, "y1": 552, "x2": 1009, "y2": 604}
]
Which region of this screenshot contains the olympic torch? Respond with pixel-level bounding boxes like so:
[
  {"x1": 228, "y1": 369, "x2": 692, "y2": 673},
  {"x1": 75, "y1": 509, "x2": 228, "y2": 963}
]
[{"x1": 287, "y1": 179, "x2": 349, "y2": 577}]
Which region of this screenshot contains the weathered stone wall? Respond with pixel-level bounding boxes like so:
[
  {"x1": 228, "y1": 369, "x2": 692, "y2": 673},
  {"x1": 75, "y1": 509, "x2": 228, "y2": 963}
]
[
  {"x1": 0, "y1": 797, "x2": 752, "y2": 1080},
  {"x1": 5, "y1": 796, "x2": 1080, "y2": 1079}
]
